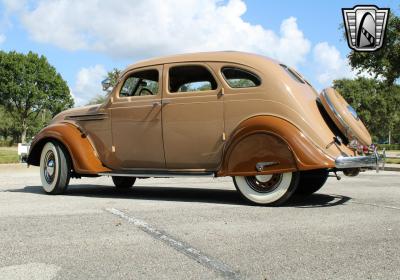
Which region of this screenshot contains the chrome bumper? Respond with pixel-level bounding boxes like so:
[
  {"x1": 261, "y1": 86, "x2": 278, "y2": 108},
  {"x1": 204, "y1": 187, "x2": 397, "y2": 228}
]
[{"x1": 335, "y1": 149, "x2": 386, "y2": 172}]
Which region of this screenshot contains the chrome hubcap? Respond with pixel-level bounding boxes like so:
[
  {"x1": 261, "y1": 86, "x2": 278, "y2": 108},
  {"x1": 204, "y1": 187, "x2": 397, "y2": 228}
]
[
  {"x1": 255, "y1": 174, "x2": 273, "y2": 182},
  {"x1": 44, "y1": 151, "x2": 56, "y2": 184},
  {"x1": 245, "y1": 174, "x2": 283, "y2": 193}
]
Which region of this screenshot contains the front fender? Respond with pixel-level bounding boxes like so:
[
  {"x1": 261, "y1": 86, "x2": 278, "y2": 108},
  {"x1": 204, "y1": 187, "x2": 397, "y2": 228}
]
[
  {"x1": 27, "y1": 122, "x2": 110, "y2": 175},
  {"x1": 217, "y1": 116, "x2": 335, "y2": 176}
]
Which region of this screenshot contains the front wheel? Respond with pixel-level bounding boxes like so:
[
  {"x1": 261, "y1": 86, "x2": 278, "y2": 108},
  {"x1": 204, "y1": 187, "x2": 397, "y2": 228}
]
[
  {"x1": 40, "y1": 142, "x2": 71, "y2": 194},
  {"x1": 233, "y1": 172, "x2": 299, "y2": 206}
]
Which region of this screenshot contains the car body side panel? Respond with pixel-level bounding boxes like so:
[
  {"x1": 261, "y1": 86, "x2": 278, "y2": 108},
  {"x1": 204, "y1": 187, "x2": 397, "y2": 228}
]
[
  {"x1": 50, "y1": 104, "x2": 114, "y2": 167},
  {"x1": 108, "y1": 65, "x2": 165, "y2": 169},
  {"x1": 27, "y1": 122, "x2": 110, "y2": 174},
  {"x1": 217, "y1": 116, "x2": 336, "y2": 177},
  {"x1": 69, "y1": 112, "x2": 114, "y2": 167},
  {"x1": 161, "y1": 62, "x2": 225, "y2": 169}
]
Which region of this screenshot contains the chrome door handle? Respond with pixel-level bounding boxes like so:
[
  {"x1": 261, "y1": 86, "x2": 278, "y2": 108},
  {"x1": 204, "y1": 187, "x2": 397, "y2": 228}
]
[
  {"x1": 152, "y1": 101, "x2": 161, "y2": 106},
  {"x1": 162, "y1": 100, "x2": 171, "y2": 105}
]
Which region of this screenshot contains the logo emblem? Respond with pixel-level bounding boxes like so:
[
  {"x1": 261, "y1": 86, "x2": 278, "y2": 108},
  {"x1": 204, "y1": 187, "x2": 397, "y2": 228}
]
[{"x1": 342, "y1": 5, "x2": 389, "y2": 52}]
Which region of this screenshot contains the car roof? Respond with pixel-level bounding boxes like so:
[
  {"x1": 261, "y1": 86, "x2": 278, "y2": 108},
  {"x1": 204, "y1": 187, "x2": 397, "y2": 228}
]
[{"x1": 123, "y1": 51, "x2": 279, "y2": 73}]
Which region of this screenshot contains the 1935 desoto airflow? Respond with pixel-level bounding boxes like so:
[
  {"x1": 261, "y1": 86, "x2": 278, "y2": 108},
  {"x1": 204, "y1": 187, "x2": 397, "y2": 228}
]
[{"x1": 27, "y1": 51, "x2": 385, "y2": 205}]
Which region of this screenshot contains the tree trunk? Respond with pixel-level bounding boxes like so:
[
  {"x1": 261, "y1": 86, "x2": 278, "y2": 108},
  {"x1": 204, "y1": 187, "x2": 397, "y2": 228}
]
[{"x1": 21, "y1": 119, "x2": 28, "y2": 144}]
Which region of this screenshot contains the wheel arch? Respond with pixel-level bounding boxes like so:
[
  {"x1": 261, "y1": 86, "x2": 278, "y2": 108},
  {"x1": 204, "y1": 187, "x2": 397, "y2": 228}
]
[
  {"x1": 27, "y1": 122, "x2": 110, "y2": 175},
  {"x1": 28, "y1": 137, "x2": 70, "y2": 167},
  {"x1": 217, "y1": 115, "x2": 335, "y2": 177}
]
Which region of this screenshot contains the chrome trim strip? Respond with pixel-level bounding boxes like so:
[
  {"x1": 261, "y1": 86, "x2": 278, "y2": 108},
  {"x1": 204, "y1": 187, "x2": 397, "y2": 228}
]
[
  {"x1": 320, "y1": 90, "x2": 355, "y2": 140},
  {"x1": 99, "y1": 171, "x2": 215, "y2": 178},
  {"x1": 66, "y1": 113, "x2": 108, "y2": 121}
]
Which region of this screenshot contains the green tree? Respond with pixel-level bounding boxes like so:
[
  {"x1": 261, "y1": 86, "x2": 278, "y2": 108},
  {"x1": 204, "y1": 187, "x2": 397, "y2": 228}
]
[
  {"x1": 107, "y1": 68, "x2": 122, "y2": 87},
  {"x1": 346, "y1": 11, "x2": 400, "y2": 85},
  {"x1": 0, "y1": 105, "x2": 13, "y2": 143},
  {"x1": 0, "y1": 51, "x2": 74, "y2": 143},
  {"x1": 333, "y1": 77, "x2": 400, "y2": 143}
]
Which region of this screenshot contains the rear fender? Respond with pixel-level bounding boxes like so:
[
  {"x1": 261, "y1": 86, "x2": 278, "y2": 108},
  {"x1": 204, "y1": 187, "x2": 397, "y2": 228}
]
[{"x1": 217, "y1": 116, "x2": 335, "y2": 177}]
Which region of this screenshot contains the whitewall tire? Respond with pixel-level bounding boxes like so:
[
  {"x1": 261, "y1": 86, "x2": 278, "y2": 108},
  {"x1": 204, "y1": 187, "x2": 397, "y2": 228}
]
[
  {"x1": 40, "y1": 142, "x2": 71, "y2": 194},
  {"x1": 233, "y1": 172, "x2": 299, "y2": 206}
]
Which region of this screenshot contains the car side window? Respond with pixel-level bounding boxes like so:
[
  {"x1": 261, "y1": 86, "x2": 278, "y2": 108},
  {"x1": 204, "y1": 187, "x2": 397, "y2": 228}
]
[
  {"x1": 120, "y1": 69, "x2": 159, "y2": 97},
  {"x1": 221, "y1": 67, "x2": 261, "y2": 88},
  {"x1": 169, "y1": 65, "x2": 217, "y2": 93}
]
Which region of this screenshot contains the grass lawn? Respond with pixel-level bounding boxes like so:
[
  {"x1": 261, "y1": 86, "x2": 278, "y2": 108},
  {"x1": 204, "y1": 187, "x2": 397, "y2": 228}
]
[
  {"x1": 379, "y1": 150, "x2": 400, "y2": 164},
  {"x1": 386, "y1": 158, "x2": 400, "y2": 164},
  {"x1": 0, "y1": 146, "x2": 19, "y2": 164},
  {"x1": 379, "y1": 149, "x2": 400, "y2": 153},
  {"x1": 383, "y1": 150, "x2": 400, "y2": 153}
]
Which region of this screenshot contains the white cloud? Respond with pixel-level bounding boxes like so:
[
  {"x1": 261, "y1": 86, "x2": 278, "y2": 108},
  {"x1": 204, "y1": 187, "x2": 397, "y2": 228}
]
[
  {"x1": 7, "y1": 0, "x2": 310, "y2": 67},
  {"x1": 312, "y1": 42, "x2": 355, "y2": 86},
  {"x1": 1, "y1": 0, "x2": 27, "y2": 12},
  {"x1": 0, "y1": 34, "x2": 5, "y2": 44},
  {"x1": 73, "y1": 64, "x2": 107, "y2": 106}
]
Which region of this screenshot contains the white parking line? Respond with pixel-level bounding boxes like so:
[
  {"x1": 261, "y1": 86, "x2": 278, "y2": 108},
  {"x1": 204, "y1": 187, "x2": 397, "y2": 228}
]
[{"x1": 105, "y1": 208, "x2": 241, "y2": 280}]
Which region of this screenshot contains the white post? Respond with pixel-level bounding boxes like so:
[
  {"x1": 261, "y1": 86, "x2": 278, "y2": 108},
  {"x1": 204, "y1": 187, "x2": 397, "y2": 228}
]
[{"x1": 388, "y1": 130, "x2": 391, "y2": 145}]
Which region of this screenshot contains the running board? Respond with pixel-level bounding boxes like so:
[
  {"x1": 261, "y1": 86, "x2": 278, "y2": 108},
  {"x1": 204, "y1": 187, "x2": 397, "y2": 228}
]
[{"x1": 98, "y1": 170, "x2": 215, "y2": 178}]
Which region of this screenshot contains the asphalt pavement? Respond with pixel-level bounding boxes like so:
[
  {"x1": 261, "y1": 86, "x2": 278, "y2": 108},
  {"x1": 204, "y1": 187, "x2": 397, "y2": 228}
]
[{"x1": 0, "y1": 164, "x2": 399, "y2": 280}]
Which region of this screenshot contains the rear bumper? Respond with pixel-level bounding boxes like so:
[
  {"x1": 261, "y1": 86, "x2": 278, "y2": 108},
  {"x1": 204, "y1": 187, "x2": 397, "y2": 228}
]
[{"x1": 335, "y1": 149, "x2": 386, "y2": 171}]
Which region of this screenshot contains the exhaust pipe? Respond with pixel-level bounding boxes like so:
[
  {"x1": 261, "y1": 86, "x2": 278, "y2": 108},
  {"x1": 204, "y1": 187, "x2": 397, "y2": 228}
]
[{"x1": 343, "y1": 168, "x2": 360, "y2": 177}]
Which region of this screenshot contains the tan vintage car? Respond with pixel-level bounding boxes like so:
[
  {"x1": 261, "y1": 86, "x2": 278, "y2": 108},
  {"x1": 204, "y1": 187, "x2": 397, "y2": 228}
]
[{"x1": 27, "y1": 51, "x2": 385, "y2": 205}]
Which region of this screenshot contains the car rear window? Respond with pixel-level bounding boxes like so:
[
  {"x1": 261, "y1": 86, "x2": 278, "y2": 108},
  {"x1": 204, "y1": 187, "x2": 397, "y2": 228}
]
[{"x1": 221, "y1": 67, "x2": 261, "y2": 88}]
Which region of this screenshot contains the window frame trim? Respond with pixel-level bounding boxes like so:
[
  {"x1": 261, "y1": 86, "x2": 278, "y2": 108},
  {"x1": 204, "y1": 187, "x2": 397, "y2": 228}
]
[
  {"x1": 164, "y1": 62, "x2": 221, "y2": 96},
  {"x1": 279, "y1": 64, "x2": 305, "y2": 84},
  {"x1": 220, "y1": 66, "x2": 262, "y2": 89},
  {"x1": 114, "y1": 67, "x2": 162, "y2": 102}
]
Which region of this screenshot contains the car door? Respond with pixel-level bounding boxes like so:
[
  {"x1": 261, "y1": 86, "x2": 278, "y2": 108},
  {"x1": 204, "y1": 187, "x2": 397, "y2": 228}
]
[
  {"x1": 108, "y1": 65, "x2": 165, "y2": 169},
  {"x1": 162, "y1": 63, "x2": 225, "y2": 170}
]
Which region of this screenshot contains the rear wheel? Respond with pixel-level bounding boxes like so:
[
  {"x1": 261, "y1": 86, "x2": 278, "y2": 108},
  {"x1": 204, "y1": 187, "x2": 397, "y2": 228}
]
[
  {"x1": 233, "y1": 172, "x2": 299, "y2": 206},
  {"x1": 40, "y1": 142, "x2": 71, "y2": 194},
  {"x1": 112, "y1": 176, "x2": 136, "y2": 189},
  {"x1": 295, "y1": 169, "x2": 329, "y2": 195}
]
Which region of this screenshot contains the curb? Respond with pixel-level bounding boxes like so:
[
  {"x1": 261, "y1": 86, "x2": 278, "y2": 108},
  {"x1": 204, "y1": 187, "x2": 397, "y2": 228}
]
[
  {"x1": 383, "y1": 163, "x2": 400, "y2": 172},
  {"x1": 384, "y1": 167, "x2": 400, "y2": 172}
]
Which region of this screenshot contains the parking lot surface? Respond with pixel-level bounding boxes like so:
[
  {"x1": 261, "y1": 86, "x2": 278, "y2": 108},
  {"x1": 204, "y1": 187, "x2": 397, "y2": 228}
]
[{"x1": 0, "y1": 164, "x2": 399, "y2": 280}]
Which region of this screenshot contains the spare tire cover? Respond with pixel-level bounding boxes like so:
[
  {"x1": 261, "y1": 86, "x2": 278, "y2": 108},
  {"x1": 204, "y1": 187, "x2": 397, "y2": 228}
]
[{"x1": 319, "y1": 88, "x2": 372, "y2": 146}]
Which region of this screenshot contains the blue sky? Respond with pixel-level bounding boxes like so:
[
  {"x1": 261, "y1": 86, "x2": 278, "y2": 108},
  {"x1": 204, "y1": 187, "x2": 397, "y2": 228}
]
[{"x1": 0, "y1": 0, "x2": 398, "y2": 106}]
